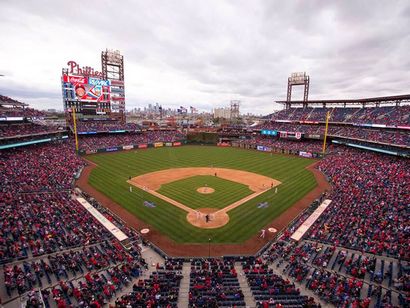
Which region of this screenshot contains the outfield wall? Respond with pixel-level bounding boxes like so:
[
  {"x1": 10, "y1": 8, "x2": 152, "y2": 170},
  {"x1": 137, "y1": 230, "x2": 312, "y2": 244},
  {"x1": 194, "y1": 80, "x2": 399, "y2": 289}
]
[
  {"x1": 231, "y1": 142, "x2": 323, "y2": 158},
  {"x1": 78, "y1": 140, "x2": 186, "y2": 155}
]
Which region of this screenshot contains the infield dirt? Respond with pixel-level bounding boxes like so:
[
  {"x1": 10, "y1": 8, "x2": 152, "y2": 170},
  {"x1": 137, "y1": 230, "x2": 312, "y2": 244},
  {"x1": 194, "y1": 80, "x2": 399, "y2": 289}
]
[{"x1": 127, "y1": 167, "x2": 281, "y2": 228}]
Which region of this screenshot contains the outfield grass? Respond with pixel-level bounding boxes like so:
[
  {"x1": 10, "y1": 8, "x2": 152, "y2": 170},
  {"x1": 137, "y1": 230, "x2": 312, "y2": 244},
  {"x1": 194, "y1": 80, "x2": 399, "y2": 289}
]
[
  {"x1": 87, "y1": 146, "x2": 317, "y2": 243},
  {"x1": 158, "y1": 175, "x2": 253, "y2": 210}
]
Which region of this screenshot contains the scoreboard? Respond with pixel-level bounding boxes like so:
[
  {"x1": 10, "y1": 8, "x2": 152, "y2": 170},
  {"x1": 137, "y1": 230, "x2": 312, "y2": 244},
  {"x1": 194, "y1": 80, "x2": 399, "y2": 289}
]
[{"x1": 62, "y1": 74, "x2": 111, "y2": 115}]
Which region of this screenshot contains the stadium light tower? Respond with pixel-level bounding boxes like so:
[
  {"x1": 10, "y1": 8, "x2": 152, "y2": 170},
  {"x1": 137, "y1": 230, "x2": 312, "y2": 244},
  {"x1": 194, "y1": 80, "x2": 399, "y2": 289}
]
[{"x1": 286, "y1": 72, "x2": 310, "y2": 108}]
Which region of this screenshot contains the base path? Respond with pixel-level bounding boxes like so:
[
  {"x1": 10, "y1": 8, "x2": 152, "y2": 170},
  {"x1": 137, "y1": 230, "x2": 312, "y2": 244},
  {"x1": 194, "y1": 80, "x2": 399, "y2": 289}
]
[{"x1": 127, "y1": 167, "x2": 281, "y2": 228}]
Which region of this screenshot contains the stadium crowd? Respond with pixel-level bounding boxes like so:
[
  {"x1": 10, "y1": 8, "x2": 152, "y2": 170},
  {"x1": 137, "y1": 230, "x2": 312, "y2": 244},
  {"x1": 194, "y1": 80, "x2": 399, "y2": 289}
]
[
  {"x1": 1, "y1": 99, "x2": 409, "y2": 307},
  {"x1": 238, "y1": 137, "x2": 324, "y2": 153},
  {"x1": 270, "y1": 105, "x2": 410, "y2": 126},
  {"x1": 78, "y1": 130, "x2": 186, "y2": 151},
  {"x1": 308, "y1": 146, "x2": 410, "y2": 258},
  {"x1": 258, "y1": 123, "x2": 410, "y2": 147},
  {"x1": 71, "y1": 121, "x2": 140, "y2": 133},
  {"x1": 0, "y1": 123, "x2": 64, "y2": 138},
  {"x1": 115, "y1": 270, "x2": 182, "y2": 307},
  {"x1": 0, "y1": 141, "x2": 83, "y2": 194},
  {"x1": 189, "y1": 258, "x2": 245, "y2": 307}
]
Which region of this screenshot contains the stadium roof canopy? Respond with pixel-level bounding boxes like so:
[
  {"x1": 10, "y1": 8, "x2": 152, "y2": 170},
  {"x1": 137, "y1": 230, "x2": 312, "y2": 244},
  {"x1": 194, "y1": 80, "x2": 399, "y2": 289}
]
[{"x1": 276, "y1": 94, "x2": 410, "y2": 108}]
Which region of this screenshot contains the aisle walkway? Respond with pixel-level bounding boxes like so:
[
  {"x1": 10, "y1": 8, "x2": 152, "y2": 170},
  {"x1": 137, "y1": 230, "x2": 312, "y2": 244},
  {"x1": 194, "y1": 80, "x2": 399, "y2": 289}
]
[
  {"x1": 177, "y1": 262, "x2": 192, "y2": 308},
  {"x1": 234, "y1": 263, "x2": 256, "y2": 307}
]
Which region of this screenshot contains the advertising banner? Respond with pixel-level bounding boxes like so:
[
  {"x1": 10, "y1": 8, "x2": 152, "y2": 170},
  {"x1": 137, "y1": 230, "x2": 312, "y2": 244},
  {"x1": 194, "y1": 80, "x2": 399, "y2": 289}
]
[
  {"x1": 85, "y1": 150, "x2": 97, "y2": 155},
  {"x1": 257, "y1": 145, "x2": 271, "y2": 152},
  {"x1": 261, "y1": 129, "x2": 278, "y2": 136},
  {"x1": 165, "y1": 142, "x2": 173, "y2": 147},
  {"x1": 305, "y1": 134, "x2": 322, "y2": 140},
  {"x1": 299, "y1": 151, "x2": 313, "y2": 158},
  {"x1": 173, "y1": 142, "x2": 182, "y2": 146},
  {"x1": 217, "y1": 142, "x2": 231, "y2": 147},
  {"x1": 138, "y1": 144, "x2": 148, "y2": 149},
  {"x1": 295, "y1": 132, "x2": 302, "y2": 140},
  {"x1": 279, "y1": 131, "x2": 288, "y2": 138},
  {"x1": 110, "y1": 80, "x2": 124, "y2": 86},
  {"x1": 154, "y1": 142, "x2": 164, "y2": 148},
  {"x1": 122, "y1": 145, "x2": 134, "y2": 150},
  {"x1": 105, "y1": 147, "x2": 120, "y2": 152}
]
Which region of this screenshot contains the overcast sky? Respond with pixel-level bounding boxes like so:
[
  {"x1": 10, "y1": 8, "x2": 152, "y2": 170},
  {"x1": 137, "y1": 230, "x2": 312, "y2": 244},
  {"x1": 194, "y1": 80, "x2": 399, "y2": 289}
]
[{"x1": 0, "y1": 0, "x2": 409, "y2": 114}]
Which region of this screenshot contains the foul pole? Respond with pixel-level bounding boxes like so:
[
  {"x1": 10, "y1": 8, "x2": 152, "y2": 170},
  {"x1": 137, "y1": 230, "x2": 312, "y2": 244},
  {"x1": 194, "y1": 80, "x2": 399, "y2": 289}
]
[
  {"x1": 322, "y1": 111, "x2": 330, "y2": 155},
  {"x1": 72, "y1": 108, "x2": 79, "y2": 152}
]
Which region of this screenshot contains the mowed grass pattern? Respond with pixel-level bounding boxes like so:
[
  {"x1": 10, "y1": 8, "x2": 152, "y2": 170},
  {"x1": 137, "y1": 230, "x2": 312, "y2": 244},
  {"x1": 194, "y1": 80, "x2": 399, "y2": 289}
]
[
  {"x1": 87, "y1": 146, "x2": 318, "y2": 243},
  {"x1": 158, "y1": 175, "x2": 253, "y2": 210}
]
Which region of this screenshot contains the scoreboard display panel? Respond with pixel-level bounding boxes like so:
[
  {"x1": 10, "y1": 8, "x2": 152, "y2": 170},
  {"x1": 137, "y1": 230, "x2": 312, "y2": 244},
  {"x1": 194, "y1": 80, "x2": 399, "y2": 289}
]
[{"x1": 62, "y1": 74, "x2": 111, "y2": 115}]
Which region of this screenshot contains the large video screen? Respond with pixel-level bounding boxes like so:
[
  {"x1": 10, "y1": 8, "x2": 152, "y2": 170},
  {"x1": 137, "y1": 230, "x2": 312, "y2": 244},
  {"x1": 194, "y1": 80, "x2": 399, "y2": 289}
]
[{"x1": 63, "y1": 75, "x2": 111, "y2": 102}]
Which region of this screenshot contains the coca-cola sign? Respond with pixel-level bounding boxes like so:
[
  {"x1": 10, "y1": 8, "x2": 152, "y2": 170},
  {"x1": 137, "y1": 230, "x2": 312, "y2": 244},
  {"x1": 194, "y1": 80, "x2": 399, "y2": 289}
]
[{"x1": 63, "y1": 75, "x2": 87, "y2": 84}]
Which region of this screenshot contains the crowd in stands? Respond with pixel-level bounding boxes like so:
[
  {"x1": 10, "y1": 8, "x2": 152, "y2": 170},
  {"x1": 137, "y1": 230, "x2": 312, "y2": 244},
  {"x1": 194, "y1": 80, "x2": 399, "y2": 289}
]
[
  {"x1": 309, "y1": 146, "x2": 410, "y2": 258},
  {"x1": 79, "y1": 130, "x2": 186, "y2": 151},
  {"x1": 0, "y1": 97, "x2": 46, "y2": 118},
  {"x1": 0, "y1": 141, "x2": 83, "y2": 194},
  {"x1": 270, "y1": 105, "x2": 410, "y2": 126},
  {"x1": 238, "y1": 137, "x2": 324, "y2": 153},
  {"x1": 40, "y1": 245, "x2": 145, "y2": 308},
  {"x1": 189, "y1": 258, "x2": 245, "y2": 307},
  {"x1": 257, "y1": 123, "x2": 410, "y2": 147},
  {"x1": 1, "y1": 99, "x2": 409, "y2": 307},
  {"x1": 115, "y1": 270, "x2": 182, "y2": 307},
  {"x1": 72, "y1": 121, "x2": 140, "y2": 133},
  {"x1": 0, "y1": 123, "x2": 64, "y2": 138},
  {"x1": 3, "y1": 241, "x2": 143, "y2": 297},
  {"x1": 242, "y1": 257, "x2": 319, "y2": 307},
  {"x1": 0, "y1": 137, "x2": 151, "y2": 307}
]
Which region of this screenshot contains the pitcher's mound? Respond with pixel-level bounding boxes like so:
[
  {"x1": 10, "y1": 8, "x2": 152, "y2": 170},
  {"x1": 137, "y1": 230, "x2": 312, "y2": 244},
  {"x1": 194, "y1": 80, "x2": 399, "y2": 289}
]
[
  {"x1": 197, "y1": 187, "x2": 215, "y2": 194},
  {"x1": 187, "y1": 208, "x2": 229, "y2": 229}
]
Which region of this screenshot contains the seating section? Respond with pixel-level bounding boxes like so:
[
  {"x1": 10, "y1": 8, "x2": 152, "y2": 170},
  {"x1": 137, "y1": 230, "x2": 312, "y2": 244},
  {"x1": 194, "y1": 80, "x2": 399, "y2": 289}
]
[
  {"x1": 115, "y1": 270, "x2": 182, "y2": 307},
  {"x1": 242, "y1": 257, "x2": 319, "y2": 307},
  {"x1": 309, "y1": 146, "x2": 409, "y2": 258},
  {"x1": 79, "y1": 130, "x2": 186, "y2": 151},
  {"x1": 0, "y1": 95, "x2": 46, "y2": 118},
  {"x1": 257, "y1": 122, "x2": 410, "y2": 147},
  {"x1": 270, "y1": 105, "x2": 410, "y2": 126},
  {"x1": 238, "y1": 137, "x2": 324, "y2": 153},
  {"x1": 0, "y1": 123, "x2": 63, "y2": 138},
  {"x1": 189, "y1": 258, "x2": 245, "y2": 307},
  {"x1": 72, "y1": 121, "x2": 140, "y2": 133},
  {"x1": 0, "y1": 141, "x2": 84, "y2": 194}
]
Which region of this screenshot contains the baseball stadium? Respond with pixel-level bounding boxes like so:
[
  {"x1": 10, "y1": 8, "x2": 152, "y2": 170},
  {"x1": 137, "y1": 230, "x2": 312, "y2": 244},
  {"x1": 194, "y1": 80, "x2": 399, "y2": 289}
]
[{"x1": 1, "y1": 2, "x2": 410, "y2": 308}]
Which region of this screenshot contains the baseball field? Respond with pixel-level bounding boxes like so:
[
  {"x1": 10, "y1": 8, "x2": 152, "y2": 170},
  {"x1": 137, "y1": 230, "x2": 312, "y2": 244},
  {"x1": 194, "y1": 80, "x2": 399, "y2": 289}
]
[{"x1": 84, "y1": 146, "x2": 319, "y2": 245}]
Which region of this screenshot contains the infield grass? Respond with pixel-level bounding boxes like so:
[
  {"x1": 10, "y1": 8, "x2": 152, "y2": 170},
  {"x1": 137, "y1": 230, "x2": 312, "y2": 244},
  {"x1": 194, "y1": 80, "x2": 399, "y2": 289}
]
[
  {"x1": 158, "y1": 175, "x2": 253, "y2": 210},
  {"x1": 87, "y1": 146, "x2": 318, "y2": 244}
]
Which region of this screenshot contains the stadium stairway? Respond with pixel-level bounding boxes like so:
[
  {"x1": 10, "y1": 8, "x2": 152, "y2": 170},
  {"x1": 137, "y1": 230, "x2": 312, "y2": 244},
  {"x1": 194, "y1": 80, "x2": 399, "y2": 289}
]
[
  {"x1": 234, "y1": 263, "x2": 257, "y2": 307},
  {"x1": 177, "y1": 262, "x2": 191, "y2": 308}
]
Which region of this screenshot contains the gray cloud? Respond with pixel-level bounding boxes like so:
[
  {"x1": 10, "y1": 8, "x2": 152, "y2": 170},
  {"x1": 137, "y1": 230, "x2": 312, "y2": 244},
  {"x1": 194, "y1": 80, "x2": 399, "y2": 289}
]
[{"x1": 0, "y1": 0, "x2": 409, "y2": 114}]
